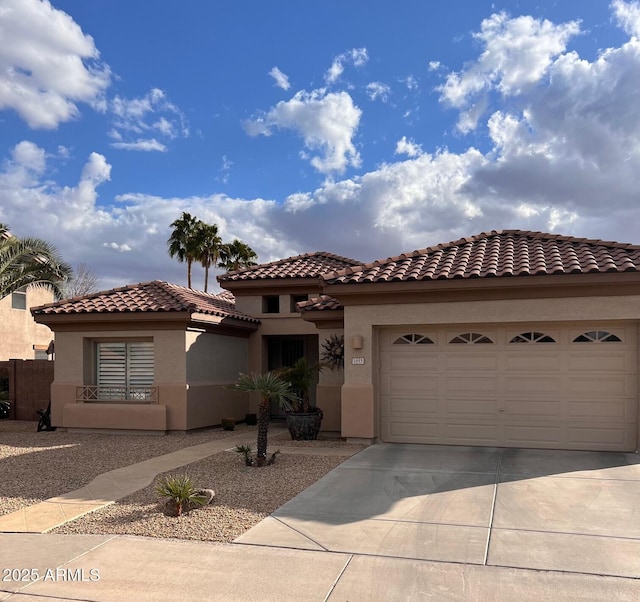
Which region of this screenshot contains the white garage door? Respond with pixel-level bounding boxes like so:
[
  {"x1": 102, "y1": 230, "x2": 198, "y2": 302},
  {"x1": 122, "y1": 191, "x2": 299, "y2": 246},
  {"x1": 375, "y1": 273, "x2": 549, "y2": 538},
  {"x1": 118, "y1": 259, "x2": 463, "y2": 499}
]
[{"x1": 379, "y1": 323, "x2": 638, "y2": 451}]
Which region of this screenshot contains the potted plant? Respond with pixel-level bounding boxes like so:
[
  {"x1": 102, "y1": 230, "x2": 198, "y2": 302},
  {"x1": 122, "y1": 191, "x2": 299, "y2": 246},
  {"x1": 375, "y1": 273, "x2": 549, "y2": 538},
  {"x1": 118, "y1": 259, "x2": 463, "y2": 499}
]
[
  {"x1": 277, "y1": 358, "x2": 324, "y2": 441},
  {"x1": 231, "y1": 372, "x2": 298, "y2": 466},
  {"x1": 221, "y1": 417, "x2": 235, "y2": 431}
]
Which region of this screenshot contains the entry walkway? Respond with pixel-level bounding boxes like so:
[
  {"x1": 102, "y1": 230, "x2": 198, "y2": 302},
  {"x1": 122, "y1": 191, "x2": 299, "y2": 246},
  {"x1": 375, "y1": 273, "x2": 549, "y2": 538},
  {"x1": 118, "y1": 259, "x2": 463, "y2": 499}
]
[{"x1": 0, "y1": 428, "x2": 355, "y2": 534}]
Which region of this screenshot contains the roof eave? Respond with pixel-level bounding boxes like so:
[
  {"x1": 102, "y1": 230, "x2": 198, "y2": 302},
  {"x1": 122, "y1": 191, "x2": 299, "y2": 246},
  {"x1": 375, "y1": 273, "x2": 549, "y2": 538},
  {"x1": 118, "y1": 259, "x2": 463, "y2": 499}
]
[{"x1": 323, "y1": 270, "x2": 640, "y2": 294}]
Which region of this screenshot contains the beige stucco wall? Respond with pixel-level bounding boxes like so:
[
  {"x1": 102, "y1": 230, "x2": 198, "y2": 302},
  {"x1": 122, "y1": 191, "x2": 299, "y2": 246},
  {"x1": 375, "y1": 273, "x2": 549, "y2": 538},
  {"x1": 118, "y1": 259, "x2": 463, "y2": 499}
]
[
  {"x1": 0, "y1": 287, "x2": 54, "y2": 360},
  {"x1": 51, "y1": 328, "x2": 188, "y2": 431},
  {"x1": 185, "y1": 330, "x2": 249, "y2": 429},
  {"x1": 317, "y1": 328, "x2": 344, "y2": 432},
  {"x1": 340, "y1": 294, "x2": 640, "y2": 440}
]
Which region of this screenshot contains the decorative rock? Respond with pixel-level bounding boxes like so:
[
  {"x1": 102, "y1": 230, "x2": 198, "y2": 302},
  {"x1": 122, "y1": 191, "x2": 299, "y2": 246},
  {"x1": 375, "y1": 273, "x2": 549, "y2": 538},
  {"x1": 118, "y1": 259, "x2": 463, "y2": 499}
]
[{"x1": 197, "y1": 488, "x2": 215, "y2": 505}]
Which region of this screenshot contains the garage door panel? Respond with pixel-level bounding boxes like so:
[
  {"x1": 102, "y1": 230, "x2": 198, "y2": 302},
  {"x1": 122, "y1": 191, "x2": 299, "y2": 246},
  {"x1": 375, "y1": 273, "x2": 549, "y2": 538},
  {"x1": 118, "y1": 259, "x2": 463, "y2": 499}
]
[
  {"x1": 445, "y1": 398, "x2": 497, "y2": 415},
  {"x1": 568, "y1": 400, "x2": 635, "y2": 420},
  {"x1": 445, "y1": 422, "x2": 500, "y2": 443},
  {"x1": 567, "y1": 375, "x2": 635, "y2": 396},
  {"x1": 384, "y1": 397, "x2": 439, "y2": 415},
  {"x1": 384, "y1": 420, "x2": 441, "y2": 442},
  {"x1": 383, "y1": 374, "x2": 438, "y2": 395},
  {"x1": 567, "y1": 425, "x2": 631, "y2": 447},
  {"x1": 504, "y1": 399, "x2": 563, "y2": 417},
  {"x1": 444, "y1": 354, "x2": 499, "y2": 371},
  {"x1": 384, "y1": 353, "x2": 439, "y2": 372},
  {"x1": 504, "y1": 376, "x2": 563, "y2": 394},
  {"x1": 504, "y1": 424, "x2": 563, "y2": 445},
  {"x1": 380, "y1": 323, "x2": 638, "y2": 451},
  {"x1": 567, "y1": 352, "x2": 629, "y2": 372},
  {"x1": 444, "y1": 377, "x2": 498, "y2": 394},
  {"x1": 505, "y1": 354, "x2": 562, "y2": 372}
]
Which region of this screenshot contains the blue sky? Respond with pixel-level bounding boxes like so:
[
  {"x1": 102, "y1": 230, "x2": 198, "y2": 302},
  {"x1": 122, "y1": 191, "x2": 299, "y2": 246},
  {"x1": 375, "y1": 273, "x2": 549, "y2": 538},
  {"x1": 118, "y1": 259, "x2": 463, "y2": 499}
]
[{"x1": 1, "y1": 0, "x2": 639, "y2": 291}]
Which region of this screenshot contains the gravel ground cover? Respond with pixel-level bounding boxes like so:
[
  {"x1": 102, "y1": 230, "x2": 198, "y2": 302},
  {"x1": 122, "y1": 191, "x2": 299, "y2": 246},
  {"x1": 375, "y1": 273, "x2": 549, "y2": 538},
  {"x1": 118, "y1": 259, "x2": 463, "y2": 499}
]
[
  {"x1": 1, "y1": 420, "x2": 367, "y2": 542},
  {"x1": 0, "y1": 420, "x2": 256, "y2": 517},
  {"x1": 53, "y1": 450, "x2": 347, "y2": 542}
]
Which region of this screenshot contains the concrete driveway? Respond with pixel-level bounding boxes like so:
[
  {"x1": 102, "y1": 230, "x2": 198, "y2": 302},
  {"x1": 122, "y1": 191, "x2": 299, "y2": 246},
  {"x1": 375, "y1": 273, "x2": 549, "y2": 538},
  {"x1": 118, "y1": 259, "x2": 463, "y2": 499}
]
[{"x1": 236, "y1": 444, "x2": 640, "y2": 579}]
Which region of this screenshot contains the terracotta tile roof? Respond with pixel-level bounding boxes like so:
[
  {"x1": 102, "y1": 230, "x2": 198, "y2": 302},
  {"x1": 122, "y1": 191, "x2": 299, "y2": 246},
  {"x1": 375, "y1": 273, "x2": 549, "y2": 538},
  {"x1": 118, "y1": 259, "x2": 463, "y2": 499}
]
[
  {"x1": 218, "y1": 251, "x2": 361, "y2": 282},
  {"x1": 323, "y1": 230, "x2": 640, "y2": 284},
  {"x1": 31, "y1": 280, "x2": 259, "y2": 323},
  {"x1": 297, "y1": 295, "x2": 343, "y2": 312},
  {"x1": 214, "y1": 289, "x2": 235, "y2": 302}
]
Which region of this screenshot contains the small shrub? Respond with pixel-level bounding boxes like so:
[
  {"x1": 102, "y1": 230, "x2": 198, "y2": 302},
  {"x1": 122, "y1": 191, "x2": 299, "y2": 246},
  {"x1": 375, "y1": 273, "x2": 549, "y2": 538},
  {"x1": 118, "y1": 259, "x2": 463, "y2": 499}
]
[
  {"x1": 235, "y1": 443, "x2": 254, "y2": 466},
  {"x1": 155, "y1": 474, "x2": 207, "y2": 516}
]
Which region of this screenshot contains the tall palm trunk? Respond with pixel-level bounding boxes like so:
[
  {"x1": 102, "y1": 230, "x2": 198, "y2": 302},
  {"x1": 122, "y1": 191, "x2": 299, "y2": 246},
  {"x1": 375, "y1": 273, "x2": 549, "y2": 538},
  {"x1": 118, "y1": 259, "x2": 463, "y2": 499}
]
[{"x1": 256, "y1": 401, "x2": 270, "y2": 461}]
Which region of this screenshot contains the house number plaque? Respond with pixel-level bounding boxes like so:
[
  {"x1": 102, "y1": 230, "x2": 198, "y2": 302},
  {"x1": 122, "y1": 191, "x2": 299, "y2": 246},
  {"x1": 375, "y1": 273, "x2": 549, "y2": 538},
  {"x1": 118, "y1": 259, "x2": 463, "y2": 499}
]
[{"x1": 351, "y1": 357, "x2": 365, "y2": 365}]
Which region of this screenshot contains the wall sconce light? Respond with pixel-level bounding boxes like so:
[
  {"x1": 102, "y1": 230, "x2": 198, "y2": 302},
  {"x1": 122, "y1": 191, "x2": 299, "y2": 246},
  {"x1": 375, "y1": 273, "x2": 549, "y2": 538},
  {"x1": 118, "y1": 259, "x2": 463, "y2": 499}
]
[{"x1": 352, "y1": 335, "x2": 363, "y2": 349}]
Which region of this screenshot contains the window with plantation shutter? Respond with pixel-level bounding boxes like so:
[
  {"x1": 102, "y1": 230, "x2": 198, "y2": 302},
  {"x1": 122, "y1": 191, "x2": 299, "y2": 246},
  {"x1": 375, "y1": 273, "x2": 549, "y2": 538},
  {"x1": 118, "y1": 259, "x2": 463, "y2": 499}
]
[{"x1": 96, "y1": 341, "x2": 154, "y2": 401}]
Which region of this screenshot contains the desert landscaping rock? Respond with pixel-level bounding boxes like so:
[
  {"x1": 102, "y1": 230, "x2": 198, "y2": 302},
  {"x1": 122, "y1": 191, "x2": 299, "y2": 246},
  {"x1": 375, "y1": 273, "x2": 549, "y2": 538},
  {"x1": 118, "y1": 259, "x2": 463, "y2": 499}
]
[
  {"x1": 52, "y1": 452, "x2": 346, "y2": 542},
  {"x1": 1, "y1": 420, "x2": 363, "y2": 542}
]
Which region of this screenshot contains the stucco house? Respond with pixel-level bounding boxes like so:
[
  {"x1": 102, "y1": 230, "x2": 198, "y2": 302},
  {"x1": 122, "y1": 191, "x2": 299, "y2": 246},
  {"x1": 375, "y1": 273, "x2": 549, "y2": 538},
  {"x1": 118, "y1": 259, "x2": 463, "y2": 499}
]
[
  {"x1": 33, "y1": 230, "x2": 640, "y2": 452},
  {"x1": 0, "y1": 285, "x2": 54, "y2": 360},
  {"x1": 31, "y1": 281, "x2": 259, "y2": 432}
]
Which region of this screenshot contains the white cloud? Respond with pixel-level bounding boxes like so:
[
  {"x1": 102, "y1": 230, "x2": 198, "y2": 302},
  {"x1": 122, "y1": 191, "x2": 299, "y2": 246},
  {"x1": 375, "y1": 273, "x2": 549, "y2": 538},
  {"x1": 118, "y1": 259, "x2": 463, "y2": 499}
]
[
  {"x1": 218, "y1": 155, "x2": 233, "y2": 184},
  {"x1": 11, "y1": 141, "x2": 46, "y2": 173},
  {"x1": 366, "y1": 82, "x2": 391, "y2": 102},
  {"x1": 109, "y1": 88, "x2": 188, "y2": 152},
  {"x1": 438, "y1": 12, "x2": 580, "y2": 131},
  {"x1": 612, "y1": 0, "x2": 640, "y2": 37},
  {"x1": 395, "y1": 136, "x2": 423, "y2": 157},
  {"x1": 428, "y1": 61, "x2": 441, "y2": 71},
  {"x1": 103, "y1": 242, "x2": 132, "y2": 252},
  {"x1": 269, "y1": 66, "x2": 290, "y2": 90},
  {"x1": 0, "y1": 0, "x2": 110, "y2": 129},
  {"x1": 325, "y1": 48, "x2": 369, "y2": 84},
  {"x1": 245, "y1": 89, "x2": 362, "y2": 174},
  {"x1": 402, "y1": 75, "x2": 419, "y2": 90},
  {"x1": 110, "y1": 139, "x2": 167, "y2": 152}
]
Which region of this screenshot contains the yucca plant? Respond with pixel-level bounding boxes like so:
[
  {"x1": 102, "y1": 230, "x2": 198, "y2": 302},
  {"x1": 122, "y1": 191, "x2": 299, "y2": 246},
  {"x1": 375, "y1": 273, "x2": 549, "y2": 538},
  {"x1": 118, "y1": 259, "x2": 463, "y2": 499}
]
[
  {"x1": 231, "y1": 372, "x2": 298, "y2": 465},
  {"x1": 155, "y1": 474, "x2": 207, "y2": 516}
]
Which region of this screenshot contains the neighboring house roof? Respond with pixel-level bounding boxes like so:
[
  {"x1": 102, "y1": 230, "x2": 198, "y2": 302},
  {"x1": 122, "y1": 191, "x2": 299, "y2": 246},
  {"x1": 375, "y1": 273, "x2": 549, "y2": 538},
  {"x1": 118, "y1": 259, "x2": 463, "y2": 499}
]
[
  {"x1": 214, "y1": 289, "x2": 235, "y2": 302},
  {"x1": 297, "y1": 295, "x2": 343, "y2": 311},
  {"x1": 218, "y1": 251, "x2": 361, "y2": 282},
  {"x1": 323, "y1": 230, "x2": 640, "y2": 285},
  {"x1": 31, "y1": 280, "x2": 259, "y2": 323}
]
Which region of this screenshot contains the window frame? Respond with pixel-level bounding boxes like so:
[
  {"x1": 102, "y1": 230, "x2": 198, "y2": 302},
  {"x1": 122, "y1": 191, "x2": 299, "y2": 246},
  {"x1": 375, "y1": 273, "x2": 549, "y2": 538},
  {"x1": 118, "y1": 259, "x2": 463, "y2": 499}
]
[
  {"x1": 262, "y1": 295, "x2": 280, "y2": 314},
  {"x1": 94, "y1": 340, "x2": 154, "y2": 402},
  {"x1": 11, "y1": 289, "x2": 27, "y2": 310}
]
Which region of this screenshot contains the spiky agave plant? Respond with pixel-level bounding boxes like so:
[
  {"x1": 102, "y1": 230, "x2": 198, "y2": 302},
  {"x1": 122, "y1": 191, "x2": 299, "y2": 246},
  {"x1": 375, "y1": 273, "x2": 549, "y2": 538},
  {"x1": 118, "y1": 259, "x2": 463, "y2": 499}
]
[
  {"x1": 231, "y1": 372, "x2": 298, "y2": 464},
  {"x1": 155, "y1": 474, "x2": 206, "y2": 516}
]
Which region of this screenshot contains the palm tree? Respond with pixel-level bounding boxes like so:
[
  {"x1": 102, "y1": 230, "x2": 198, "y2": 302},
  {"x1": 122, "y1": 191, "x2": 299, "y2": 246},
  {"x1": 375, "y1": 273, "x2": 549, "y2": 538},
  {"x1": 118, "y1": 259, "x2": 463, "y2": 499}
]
[
  {"x1": 218, "y1": 239, "x2": 258, "y2": 272},
  {"x1": 167, "y1": 212, "x2": 200, "y2": 288},
  {"x1": 231, "y1": 372, "x2": 298, "y2": 464},
  {"x1": 194, "y1": 222, "x2": 222, "y2": 292},
  {"x1": 0, "y1": 224, "x2": 72, "y2": 300}
]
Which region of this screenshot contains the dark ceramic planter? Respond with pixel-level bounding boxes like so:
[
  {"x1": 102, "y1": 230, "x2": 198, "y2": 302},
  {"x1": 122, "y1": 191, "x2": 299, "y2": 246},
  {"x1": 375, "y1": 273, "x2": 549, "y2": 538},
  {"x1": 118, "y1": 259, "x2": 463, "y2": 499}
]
[
  {"x1": 286, "y1": 409, "x2": 323, "y2": 441},
  {"x1": 245, "y1": 413, "x2": 257, "y2": 426}
]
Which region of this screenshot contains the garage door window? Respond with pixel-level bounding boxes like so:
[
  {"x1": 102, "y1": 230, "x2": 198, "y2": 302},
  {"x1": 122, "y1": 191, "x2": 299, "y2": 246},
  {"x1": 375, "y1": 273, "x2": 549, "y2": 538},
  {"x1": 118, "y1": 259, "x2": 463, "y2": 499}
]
[
  {"x1": 449, "y1": 332, "x2": 493, "y2": 344},
  {"x1": 510, "y1": 332, "x2": 556, "y2": 343},
  {"x1": 393, "y1": 334, "x2": 434, "y2": 345},
  {"x1": 573, "y1": 331, "x2": 622, "y2": 343}
]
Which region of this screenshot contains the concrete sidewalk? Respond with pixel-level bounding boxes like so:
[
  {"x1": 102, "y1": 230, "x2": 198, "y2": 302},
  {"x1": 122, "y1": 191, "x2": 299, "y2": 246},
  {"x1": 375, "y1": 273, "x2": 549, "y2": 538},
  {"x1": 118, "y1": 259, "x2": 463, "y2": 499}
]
[{"x1": 1, "y1": 533, "x2": 638, "y2": 601}]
